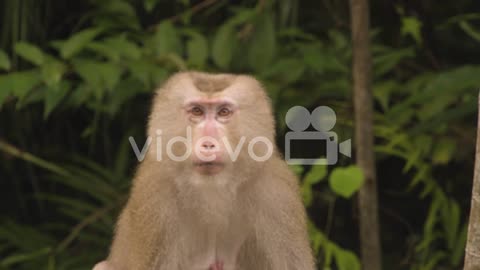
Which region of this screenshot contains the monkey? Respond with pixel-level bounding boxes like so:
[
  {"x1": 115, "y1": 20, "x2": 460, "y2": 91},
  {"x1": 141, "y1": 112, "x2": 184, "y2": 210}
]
[{"x1": 93, "y1": 71, "x2": 315, "y2": 270}]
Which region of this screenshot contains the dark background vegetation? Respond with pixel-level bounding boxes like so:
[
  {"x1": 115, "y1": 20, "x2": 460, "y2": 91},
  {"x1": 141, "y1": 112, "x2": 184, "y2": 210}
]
[{"x1": 0, "y1": 0, "x2": 479, "y2": 269}]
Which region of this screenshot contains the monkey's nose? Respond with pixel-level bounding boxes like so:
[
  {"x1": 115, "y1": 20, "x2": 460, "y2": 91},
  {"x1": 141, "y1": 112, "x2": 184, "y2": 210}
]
[{"x1": 201, "y1": 140, "x2": 216, "y2": 150}]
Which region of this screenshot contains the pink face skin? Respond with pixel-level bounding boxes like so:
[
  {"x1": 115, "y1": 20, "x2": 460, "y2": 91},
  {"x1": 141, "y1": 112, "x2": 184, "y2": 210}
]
[
  {"x1": 209, "y1": 261, "x2": 224, "y2": 270},
  {"x1": 184, "y1": 97, "x2": 237, "y2": 175}
]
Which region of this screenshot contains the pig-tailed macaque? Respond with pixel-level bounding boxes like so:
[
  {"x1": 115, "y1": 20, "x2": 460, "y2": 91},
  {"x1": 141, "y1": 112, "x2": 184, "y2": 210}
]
[{"x1": 93, "y1": 72, "x2": 315, "y2": 270}]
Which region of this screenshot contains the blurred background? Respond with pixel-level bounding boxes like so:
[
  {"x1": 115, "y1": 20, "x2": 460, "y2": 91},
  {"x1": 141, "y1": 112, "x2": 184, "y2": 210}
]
[{"x1": 0, "y1": 0, "x2": 479, "y2": 269}]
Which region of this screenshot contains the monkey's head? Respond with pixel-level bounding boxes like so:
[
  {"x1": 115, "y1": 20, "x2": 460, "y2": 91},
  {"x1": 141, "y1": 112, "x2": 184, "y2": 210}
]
[{"x1": 146, "y1": 72, "x2": 275, "y2": 179}]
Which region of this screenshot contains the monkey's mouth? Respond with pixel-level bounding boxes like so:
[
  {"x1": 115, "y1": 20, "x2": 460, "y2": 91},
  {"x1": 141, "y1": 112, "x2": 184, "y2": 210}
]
[{"x1": 193, "y1": 161, "x2": 224, "y2": 175}]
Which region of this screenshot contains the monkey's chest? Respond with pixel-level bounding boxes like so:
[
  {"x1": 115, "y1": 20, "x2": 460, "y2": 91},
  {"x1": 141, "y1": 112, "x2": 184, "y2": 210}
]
[{"x1": 178, "y1": 215, "x2": 249, "y2": 270}]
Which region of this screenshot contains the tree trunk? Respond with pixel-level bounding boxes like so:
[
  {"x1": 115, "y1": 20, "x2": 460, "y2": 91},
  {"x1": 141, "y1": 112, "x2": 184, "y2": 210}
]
[
  {"x1": 349, "y1": 0, "x2": 382, "y2": 269},
  {"x1": 464, "y1": 93, "x2": 480, "y2": 270}
]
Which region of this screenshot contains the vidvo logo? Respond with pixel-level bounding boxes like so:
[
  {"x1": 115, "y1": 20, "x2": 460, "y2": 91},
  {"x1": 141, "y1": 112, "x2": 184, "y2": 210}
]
[{"x1": 284, "y1": 106, "x2": 351, "y2": 165}]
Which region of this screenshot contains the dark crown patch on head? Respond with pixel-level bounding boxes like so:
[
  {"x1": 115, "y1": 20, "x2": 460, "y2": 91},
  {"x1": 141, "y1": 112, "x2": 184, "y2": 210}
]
[{"x1": 189, "y1": 72, "x2": 235, "y2": 93}]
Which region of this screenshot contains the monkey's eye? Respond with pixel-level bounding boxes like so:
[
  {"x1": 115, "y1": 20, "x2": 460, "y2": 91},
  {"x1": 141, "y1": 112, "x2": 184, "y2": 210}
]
[
  {"x1": 218, "y1": 107, "x2": 232, "y2": 118},
  {"x1": 190, "y1": 106, "x2": 204, "y2": 117}
]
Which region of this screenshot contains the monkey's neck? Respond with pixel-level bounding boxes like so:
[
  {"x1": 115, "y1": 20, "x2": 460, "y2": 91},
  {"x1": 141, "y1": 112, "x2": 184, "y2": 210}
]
[{"x1": 175, "y1": 173, "x2": 241, "y2": 227}]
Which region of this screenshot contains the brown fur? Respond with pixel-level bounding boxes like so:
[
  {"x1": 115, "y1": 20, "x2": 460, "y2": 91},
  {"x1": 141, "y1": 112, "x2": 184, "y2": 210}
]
[
  {"x1": 189, "y1": 72, "x2": 235, "y2": 93},
  {"x1": 93, "y1": 72, "x2": 315, "y2": 270}
]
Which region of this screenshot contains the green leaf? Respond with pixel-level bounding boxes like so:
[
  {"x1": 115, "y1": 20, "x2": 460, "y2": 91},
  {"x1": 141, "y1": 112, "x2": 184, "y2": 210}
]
[
  {"x1": 0, "y1": 50, "x2": 11, "y2": 71},
  {"x1": 459, "y1": 20, "x2": 480, "y2": 42},
  {"x1": 73, "y1": 60, "x2": 98, "y2": 86},
  {"x1": 66, "y1": 84, "x2": 91, "y2": 108},
  {"x1": 263, "y1": 58, "x2": 305, "y2": 83},
  {"x1": 86, "y1": 42, "x2": 120, "y2": 61},
  {"x1": 186, "y1": 31, "x2": 208, "y2": 67},
  {"x1": 289, "y1": 164, "x2": 304, "y2": 176},
  {"x1": 0, "y1": 247, "x2": 51, "y2": 267},
  {"x1": 373, "y1": 81, "x2": 398, "y2": 111},
  {"x1": 128, "y1": 59, "x2": 155, "y2": 87},
  {"x1": 144, "y1": 0, "x2": 159, "y2": 12},
  {"x1": 41, "y1": 59, "x2": 66, "y2": 86},
  {"x1": 229, "y1": 9, "x2": 256, "y2": 25},
  {"x1": 105, "y1": 77, "x2": 144, "y2": 115},
  {"x1": 73, "y1": 60, "x2": 122, "y2": 98},
  {"x1": 14, "y1": 42, "x2": 45, "y2": 65},
  {"x1": 388, "y1": 66, "x2": 480, "y2": 124},
  {"x1": 151, "y1": 21, "x2": 181, "y2": 57},
  {"x1": 211, "y1": 10, "x2": 255, "y2": 69},
  {"x1": 60, "y1": 28, "x2": 102, "y2": 59},
  {"x1": 15, "y1": 84, "x2": 45, "y2": 109},
  {"x1": 0, "y1": 71, "x2": 41, "y2": 102},
  {"x1": 0, "y1": 77, "x2": 12, "y2": 106},
  {"x1": 0, "y1": 220, "x2": 55, "y2": 250},
  {"x1": 451, "y1": 224, "x2": 468, "y2": 265},
  {"x1": 328, "y1": 30, "x2": 348, "y2": 50},
  {"x1": 101, "y1": 1, "x2": 136, "y2": 17},
  {"x1": 104, "y1": 35, "x2": 141, "y2": 60},
  {"x1": 301, "y1": 185, "x2": 314, "y2": 207},
  {"x1": 44, "y1": 81, "x2": 70, "y2": 119},
  {"x1": 248, "y1": 12, "x2": 276, "y2": 72},
  {"x1": 425, "y1": 66, "x2": 480, "y2": 94},
  {"x1": 89, "y1": 36, "x2": 141, "y2": 61},
  {"x1": 329, "y1": 166, "x2": 364, "y2": 198},
  {"x1": 373, "y1": 47, "x2": 414, "y2": 77},
  {"x1": 304, "y1": 165, "x2": 327, "y2": 185},
  {"x1": 212, "y1": 23, "x2": 236, "y2": 69},
  {"x1": 151, "y1": 66, "x2": 168, "y2": 86},
  {"x1": 401, "y1": 16, "x2": 423, "y2": 45},
  {"x1": 432, "y1": 138, "x2": 456, "y2": 164},
  {"x1": 299, "y1": 43, "x2": 347, "y2": 74},
  {"x1": 334, "y1": 249, "x2": 361, "y2": 270},
  {"x1": 301, "y1": 165, "x2": 327, "y2": 206},
  {"x1": 441, "y1": 199, "x2": 460, "y2": 250}
]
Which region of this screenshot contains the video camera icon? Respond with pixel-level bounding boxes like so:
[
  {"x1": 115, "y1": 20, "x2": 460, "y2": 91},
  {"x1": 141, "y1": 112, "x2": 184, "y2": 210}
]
[{"x1": 284, "y1": 106, "x2": 351, "y2": 165}]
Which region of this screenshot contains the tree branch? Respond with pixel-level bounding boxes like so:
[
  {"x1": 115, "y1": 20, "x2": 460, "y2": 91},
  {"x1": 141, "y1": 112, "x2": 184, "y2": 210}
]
[
  {"x1": 350, "y1": 0, "x2": 383, "y2": 268},
  {"x1": 463, "y1": 91, "x2": 480, "y2": 269},
  {"x1": 0, "y1": 139, "x2": 70, "y2": 177}
]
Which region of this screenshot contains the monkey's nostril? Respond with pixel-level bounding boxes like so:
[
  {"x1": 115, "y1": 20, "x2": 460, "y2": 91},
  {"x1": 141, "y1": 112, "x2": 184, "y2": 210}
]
[{"x1": 201, "y1": 141, "x2": 216, "y2": 149}]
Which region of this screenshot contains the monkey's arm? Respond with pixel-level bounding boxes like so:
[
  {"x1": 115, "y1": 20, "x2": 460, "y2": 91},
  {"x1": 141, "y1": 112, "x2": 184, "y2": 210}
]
[
  {"x1": 253, "y1": 166, "x2": 316, "y2": 270},
  {"x1": 107, "y1": 201, "x2": 162, "y2": 269},
  {"x1": 106, "y1": 165, "x2": 180, "y2": 270}
]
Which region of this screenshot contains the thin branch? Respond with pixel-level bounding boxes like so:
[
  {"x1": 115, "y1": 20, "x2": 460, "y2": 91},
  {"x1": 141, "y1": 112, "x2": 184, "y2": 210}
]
[
  {"x1": 147, "y1": 0, "x2": 218, "y2": 31},
  {"x1": 0, "y1": 139, "x2": 70, "y2": 177},
  {"x1": 56, "y1": 196, "x2": 127, "y2": 253},
  {"x1": 322, "y1": 0, "x2": 348, "y2": 28},
  {"x1": 324, "y1": 197, "x2": 336, "y2": 237},
  {"x1": 170, "y1": 0, "x2": 217, "y2": 22}
]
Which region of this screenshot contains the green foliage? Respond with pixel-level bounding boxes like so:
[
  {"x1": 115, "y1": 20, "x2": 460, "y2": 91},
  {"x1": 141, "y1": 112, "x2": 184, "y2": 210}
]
[
  {"x1": 300, "y1": 165, "x2": 327, "y2": 206},
  {"x1": 297, "y1": 165, "x2": 362, "y2": 269},
  {"x1": 309, "y1": 222, "x2": 361, "y2": 270},
  {"x1": 59, "y1": 28, "x2": 102, "y2": 59},
  {"x1": 247, "y1": 12, "x2": 276, "y2": 71},
  {"x1": 212, "y1": 17, "x2": 242, "y2": 68},
  {"x1": 151, "y1": 22, "x2": 181, "y2": 57},
  {"x1": 328, "y1": 166, "x2": 364, "y2": 199},
  {"x1": 0, "y1": 70, "x2": 41, "y2": 103},
  {"x1": 459, "y1": 20, "x2": 480, "y2": 42},
  {"x1": 184, "y1": 29, "x2": 208, "y2": 67},
  {"x1": 401, "y1": 17, "x2": 423, "y2": 45},
  {"x1": 0, "y1": 49, "x2": 11, "y2": 71},
  {"x1": 14, "y1": 42, "x2": 45, "y2": 66}
]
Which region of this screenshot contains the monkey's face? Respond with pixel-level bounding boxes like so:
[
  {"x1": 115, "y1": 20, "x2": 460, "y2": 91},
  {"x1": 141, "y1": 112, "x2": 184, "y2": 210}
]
[
  {"x1": 183, "y1": 96, "x2": 237, "y2": 175},
  {"x1": 147, "y1": 72, "x2": 276, "y2": 178}
]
